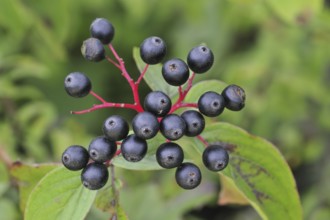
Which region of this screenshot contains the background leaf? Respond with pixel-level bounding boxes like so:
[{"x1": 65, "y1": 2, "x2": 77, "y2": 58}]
[
  {"x1": 10, "y1": 162, "x2": 59, "y2": 212},
  {"x1": 24, "y1": 166, "x2": 97, "y2": 220},
  {"x1": 178, "y1": 122, "x2": 303, "y2": 220}
]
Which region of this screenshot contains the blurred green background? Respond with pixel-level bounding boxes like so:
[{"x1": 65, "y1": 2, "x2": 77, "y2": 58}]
[{"x1": 0, "y1": 0, "x2": 329, "y2": 219}]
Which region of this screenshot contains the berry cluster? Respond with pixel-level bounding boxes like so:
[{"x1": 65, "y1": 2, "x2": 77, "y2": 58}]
[{"x1": 62, "y1": 18, "x2": 246, "y2": 190}]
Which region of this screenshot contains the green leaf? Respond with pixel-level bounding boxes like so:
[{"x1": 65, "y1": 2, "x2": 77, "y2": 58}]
[
  {"x1": 184, "y1": 79, "x2": 227, "y2": 102},
  {"x1": 133, "y1": 47, "x2": 178, "y2": 97},
  {"x1": 265, "y1": 0, "x2": 323, "y2": 24},
  {"x1": 178, "y1": 122, "x2": 302, "y2": 220},
  {"x1": 94, "y1": 178, "x2": 122, "y2": 212},
  {"x1": 10, "y1": 162, "x2": 59, "y2": 212},
  {"x1": 112, "y1": 155, "x2": 162, "y2": 170},
  {"x1": 24, "y1": 166, "x2": 97, "y2": 220}
]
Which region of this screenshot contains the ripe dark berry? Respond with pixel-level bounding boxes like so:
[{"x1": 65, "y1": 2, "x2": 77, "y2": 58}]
[
  {"x1": 162, "y1": 58, "x2": 190, "y2": 86},
  {"x1": 222, "y1": 84, "x2": 246, "y2": 111},
  {"x1": 88, "y1": 136, "x2": 117, "y2": 163},
  {"x1": 187, "y1": 45, "x2": 214, "y2": 73},
  {"x1": 64, "y1": 72, "x2": 91, "y2": 98},
  {"x1": 198, "y1": 91, "x2": 225, "y2": 117},
  {"x1": 81, "y1": 162, "x2": 109, "y2": 190},
  {"x1": 175, "y1": 162, "x2": 202, "y2": 190},
  {"x1": 132, "y1": 112, "x2": 159, "y2": 140},
  {"x1": 81, "y1": 38, "x2": 105, "y2": 62},
  {"x1": 102, "y1": 115, "x2": 129, "y2": 141},
  {"x1": 202, "y1": 144, "x2": 229, "y2": 171},
  {"x1": 144, "y1": 91, "x2": 172, "y2": 117},
  {"x1": 62, "y1": 145, "x2": 89, "y2": 171},
  {"x1": 140, "y1": 36, "x2": 166, "y2": 64},
  {"x1": 90, "y1": 18, "x2": 115, "y2": 44},
  {"x1": 181, "y1": 110, "x2": 205, "y2": 137},
  {"x1": 156, "y1": 142, "x2": 184, "y2": 169},
  {"x1": 121, "y1": 134, "x2": 148, "y2": 162},
  {"x1": 160, "y1": 114, "x2": 186, "y2": 141}
]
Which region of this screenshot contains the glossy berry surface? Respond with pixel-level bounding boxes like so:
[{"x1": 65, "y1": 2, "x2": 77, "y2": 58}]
[
  {"x1": 175, "y1": 162, "x2": 202, "y2": 190},
  {"x1": 144, "y1": 91, "x2": 172, "y2": 117},
  {"x1": 181, "y1": 110, "x2": 205, "y2": 137},
  {"x1": 156, "y1": 142, "x2": 184, "y2": 169},
  {"x1": 222, "y1": 84, "x2": 246, "y2": 111},
  {"x1": 88, "y1": 136, "x2": 117, "y2": 163},
  {"x1": 103, "y1": 115, "x2": 129, "y2": 141},
  {"x1": 64, "y1": 72, "x2": 91, "y2": 98},
  {"x1": 162, "y1": 58, "x2": 189, "y2": 86},
  {"x1": 203, "y1": 144, "x2": 229, "y2": 171},
  {"x1": 140, "y1": 36, "x2": 167, "y2": 64},
  {"x1": 90, "y1": 18, "x2": 115, "y2": 44},
  {"x1": 81, "y1": 37, "x2": 105, "y2": 62},
  {"x1": 198, "y1": 91, "x2": 225, "y2": 117},
  {"x1": 121, "y1": 135, "x2": 148, "y2": 162},
  {"x1": 187, "y1": 45, "x2": 214, "y2": 73},
  {"x1": 81, "y1": 162, "x2": 109, "y2": 190},
  {"x1": 132, "y1": 112, "x2": 159, "y2": 140},
  {"x1": 62, "y1": 145, "x2": 89, "y2": 171},
  {"x1": 160, "y1": 114, "x2": 186, "y2": 141}
]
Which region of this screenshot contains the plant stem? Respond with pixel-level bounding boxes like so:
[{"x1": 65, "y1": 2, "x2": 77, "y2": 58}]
[
  {"x1": 197, "y1": 135, "x2": 209, "y2": 146},
  {"x1": 110, "y1": 164, "x2": 118, "y2": 220}
]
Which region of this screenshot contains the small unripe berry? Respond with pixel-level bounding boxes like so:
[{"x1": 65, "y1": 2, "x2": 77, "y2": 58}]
[
  {"x1": 121, "y1": 135, "x2": 148, "y2": 162},
  {"x1": 103, "y1": 115, "x2": 129, "y2": 141},
  {"x1": 88, "y1": 136, "x2": 117, "y2": 163},
  {"x1": 64, "y1": 72, "x2": 91, "y2": 98},
  {"x1": 187, "y1": 45, "x2": 214, "y2": 73},
  {"x1": 175, "y1": 162, "x2": 202, "y2": 190},
  {"x1": 160, "y1": 114, "x2": 186, "y2": 141},
  {"x1": 81, "y1": 38, "x2": 105, "y2": 62},
  {"x1": 162, "y1": 58, "x2": 190, "y2": 86},
  {"x1": 132, "y1": 112, "x2": 159, "y2": 140},
  {"x1": 222, "y1": 84, "x2": 246, "y2": 111},
  {"x1": 198, "y1": 91, "x2": 225, "y2": 117},
  {"x1": 81, "y1": 162, "x2": 109, "y2": 190},
  {"x1": 144, "y1": 91, "x2": 172, "y2": 117},
  {"x1": 90, "y1": 18, "x2": 115, "y2": 44},
  {"x1": 181, "y1": 110, "x2": 205, "y2": 137},
  {"x1": 156, "y1": 142, "x2": 184, "y2": 169},
  {"x1": 202, "y1": 144, "x2": 229, "y2": 171},
  {"x1": 140, "y1": 36, "x2": 167, "y2": 64},
  {"x1": 62, "y1": 145, "x2": 89, "y2": 171}
]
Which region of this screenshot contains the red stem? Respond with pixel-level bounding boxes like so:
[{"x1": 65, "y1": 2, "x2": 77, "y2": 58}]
[
  {"x1": 136, "y1": 64, "x2": 149, "y2": 84},
  {"x1": 71, "y1": 102, "x2": 140, "y2": 114},
  {"x1": 90, "y1": 91, "x2": 107, "y2": 103},
  {"x1": 196, "y1": 135, "x2": 209, "y2": 146}
]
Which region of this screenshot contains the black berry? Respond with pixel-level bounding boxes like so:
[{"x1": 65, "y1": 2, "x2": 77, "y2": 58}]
[
  {"x1": 198, "y1": 91, "x2": 225, "y2": 117},
  {"x1": 202, "y1": 144, "x2": 229, "y2": 171},
  {"x1": 90, "y1": 18, "x2": 115, "y2": 44},
  {"x1": 121, "y1": 134, "x2": 148, "y2": 162},
  {"x1": 64, "y1": 72, "x2": 91, "y2": 98},
  {"x1": 144, "y1": 91, "x2": 172, "y2": 117},
  {"x1": 81, "y1": 37, "x2": 105, "y2": 62},
  {"x1": 102, "y1": 115, "x2": 129, "y2": 141},
  {"x1": 222, "y1": 84, "x2": 246, "y2": 111},
  {"x1": 156, "y1": 142, "x2": 184, "y2": 169},
  {"x1": 88, "y1": 136, "x2": 117, "y2": 163},
  {"x1": 181, "y1": 110, "x2": 205, "y2": 137},
  {"x1": 140, "y1": 36, "x2": 167, "y2": 64},
  {"x1": 160, "y1": 114, "x2": 186, "y2": 141},
  {"x1": 162, "y1": 58, "x2": 190, "y2": 86},
  {"x1": 62, "y1": 145, "x2": 89, "y2": 171},
  {"x1": 187, "y1": 45, "x2": 214, "y2": 73},
  {"x1": 132, "y1": 112, "x2": 159, "y2": 140},
  {"x1": 175, "y1": 162, "x2": 202, "y2": 190},
  {"x1": 81, "y1": 162, "x2": 109, "y2": 190}
]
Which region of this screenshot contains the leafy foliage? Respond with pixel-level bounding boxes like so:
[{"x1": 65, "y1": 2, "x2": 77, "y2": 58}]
[{"x1": 0, "y1": 0, "x2": 329, "y2": 219}]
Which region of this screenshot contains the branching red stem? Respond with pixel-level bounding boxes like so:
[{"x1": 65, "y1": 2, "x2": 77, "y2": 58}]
[{"x1": 196, "y1": 135, "x2": 209, "y2": 146}]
